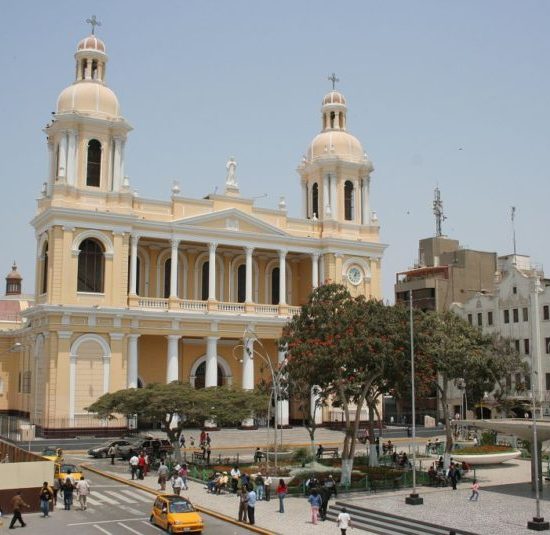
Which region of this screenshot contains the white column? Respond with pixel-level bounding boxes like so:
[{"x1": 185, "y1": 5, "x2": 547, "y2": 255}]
[
  {"x1": 353, "y1": 179, "x2": 360, "y2": 223},
  {"x1": 242, "y1": 338, "x2": 255, "y2": 391},
  {"x1": 277, "y1": 348, "x2": 289, "y2": 426},
  {"x1": 301, "y1": 181, "x2": 308, "y2": 217},
  {"x1": 330, "y1": 176, "x2": 338, "y2": 219},
  {"x1": 361, "y1": 176, "x2": 370, "y2": 224},
  {"x1": 319, "y1": 254, "x2": 325, "y2": 286},
  {"x1": 205, "y1": 336, "x2": 219, "y2": 387},
  {"x1": 47, "y1": 142, "x2": 54, "y2": 181},
  {"x1": 112, "y1": 137, "x2": 122, "y2": 191},
  {"x1": 245, "y1": 247, "x2": 254, "y2": 302},
  {"x1": 69, "y1": 354, "x2": 77, "y2": 425},
  {"x1": 170, "y1": 239, "x2": 179, "y2": 298},
  {"x1": 323, "y1": 174, "x2": 330, "y2": 217},
  {"x1": 311, "y1": 253, "x2": 319, "y2": 289},
  {"x1": 166, "y1": 335, "x2": 180, "y2": 383},
  {"x1": 129, "y1": 234, "x2": 139, "y2": 295},
  {"x1": 208, "y1": 242, "x2": 217, "y2": 301},
  {"x1": 103, "y1": 355, "x2": 111, "y2": 394},
  {"x1": 120, "y1": 140, "x2": 126, "y2": 186},
  {"x1": 279, "y1": 250, "x2": 287, "y2": 305},
  {"x1": 127, "y1": 334, "x2": 140, "y2": 388},
  {"x1": 66, "y1": 130, "x2": 77, "y2": 186},
  {"x1": 58, "y1": 132, "x2": 68, "y2": 179}
]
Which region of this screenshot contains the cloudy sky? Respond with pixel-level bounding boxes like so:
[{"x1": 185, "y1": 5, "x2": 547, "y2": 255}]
[{"x1": 1, "y1": 0, "x2": 549, "y2": 299}]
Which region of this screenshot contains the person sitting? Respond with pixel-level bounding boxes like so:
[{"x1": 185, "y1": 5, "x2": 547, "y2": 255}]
[
  {"x1": 427, "y1": 465, "x2": 437, "y2": 485},
  {"x1": 253, "y1": 447, "x2": 263, "y2": 463},
  {"x1": 215, "y1": 472, "x2": 229, "y2": 494},
  {"x1": 207, "y1": 472, "x2": 220, "y2": 493},
  {"x1": 316, "y1": 445, "x2": 324, "y2": 460}
]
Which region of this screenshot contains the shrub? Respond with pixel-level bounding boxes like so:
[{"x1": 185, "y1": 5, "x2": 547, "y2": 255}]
[
  {"x1": 453, "y1": 445, "x2": 516, "y2": 455},
  {"x1": 293, "y1": 447, "x2": 314, "y2": 466}
]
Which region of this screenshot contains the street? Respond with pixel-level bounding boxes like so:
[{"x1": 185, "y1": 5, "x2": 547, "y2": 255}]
[{"x1": 0, "y1": 469, "x2": 253, "y2": 535}]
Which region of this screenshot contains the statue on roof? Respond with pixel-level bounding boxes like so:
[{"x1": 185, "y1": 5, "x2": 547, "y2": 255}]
[{"x1": 225, "y1": 157, "x2": 238, "y2": 187}]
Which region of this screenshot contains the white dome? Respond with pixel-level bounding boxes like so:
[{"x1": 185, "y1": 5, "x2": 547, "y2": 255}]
[
  {"x1": 307, "y1": 130, "x2": 366, "y2": 163},
  {"x1": 57, "y1": 82, "x2": 120, "y2": 118},
  {"x1": 77, "y1": 35, "x2": 106, "y2": 54}
]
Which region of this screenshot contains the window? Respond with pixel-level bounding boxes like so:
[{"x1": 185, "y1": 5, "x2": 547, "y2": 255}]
[
  {"x1": 546, "y1": 373, "x2": 550, "y2": 391},
  {"x1": 544, "y1": 305, "x2": 549, "y2": 320},
  {"x1": 86, "y1": 139, "x2": 102, "y2": 187},
  {"x1": 330, "y1": 111, "x2": 335, "y2": 128},
  {"x1": 164, "y1": 259, "x2": 171, "y2": 298},
  {"x1": 237, "y1": 264, "x2": 246, "y2": 303},
  {"x1": 523, "y1": 307, "x2": 528, "y2": 321},
  {"x1": 477, "y1": 313, "x2": 482, "y2": 327},
  {"x1": 344, "y1": 181, "x2": 354, "y2": 221},
  {"x1": 91, "y1": 60, "x2": 98, "y2": 79},
  {"x1": 514, "y1": 340, "x2": 520, "y2": 352},
  {"x1": 194, "y1": 361, "x2": 223, "y2": 388},
  {"x1": 513, "y1": 286, "x2": 517, "y2": 294},
  {"x1": 22, "y1": 371, "x2": 31, "y2": 394},
  {"x1": 467, "y1": 314, "x2": 473, "y2": 325},
  {"x1": 524, "y1": 339, "x2": 530, "y2": 355},
  {"x1": 81, "y1": 59, "x2": 87, "y2": 79},
  {"x1": 271, "y1": 267, "x2": 280, "y2": 305},
  {"x1": 201, "y1": 261, "x2": 209, "y2": 300},
  {"x1": 77, "y1": 239, "x2": 104, "y2": 293},
  {"x1": 525, "y1": 374, "x2": 531, "y2": 390},
  {"x1": 312, "y1": 183, "x2": 319, "y2": 218},
  {"x1": 504, "y1": 310, "x2": 510, "y2": 324},
  {"x1": 513, "y1": 308, "x2": 519, "y2": 323},
  {"x1": 488, "y1": 311, "x2": 493, "y2": 326},
  {"x1": 41, "y1": 242, "x2": 48, "y2": 294},
  {"x1": 546, "y1": 337, "x2": 550, "y2": 354}
]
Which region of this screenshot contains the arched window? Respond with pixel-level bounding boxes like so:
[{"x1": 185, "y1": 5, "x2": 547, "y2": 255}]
[
  {"x1": 86, "y1": 139, "x2": 102, "y2": 187},
  {"x1": 194, "y1": 361, "x2": 224, "y2": 389},
  {"x1": 312, "y1": 183, "x2": 319, "y2": 218},
  {"x1": 271, "y1": 267, "x2": 280, "y2": 305},
  {"x1": 201, "y1": 261, "x2": 209, "y2": 300},
  {"x1": 77, "y1": 239, "x2": 104, "y2": 293},
  {"x1": 164, "y1": 258, "x2": 171, "y2": 298},
  {"x1": 41, "y1": 242, "x2": 48, "y2": 294},
  {"x1": 91, "y1": 60, "x2": 98, "y2": 79},
  {"x1": 81, "y1": 59, "x2": 87, "y2": 80},
  {"x1": 330, "y1": 111, "x2": 335, "y2": 128},
  {"x1": 237, "y1": 265, "x2": 246, "y2": 303},
  {"x1": 344, "y1": 180, "x2": 354, "y2": 221}
]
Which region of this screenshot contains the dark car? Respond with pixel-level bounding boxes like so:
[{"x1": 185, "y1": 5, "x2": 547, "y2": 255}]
[
  {"x1": 87, "y1": 439, "x2": 133, "y2": 458},
  {"x1": 117, "y1": 438, "x2": 174, "y2": 460}
]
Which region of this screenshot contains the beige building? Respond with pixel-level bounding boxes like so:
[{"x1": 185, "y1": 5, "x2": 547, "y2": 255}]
[{"x1": 0, "y1": 31, "x2": 385, "y2": 436}]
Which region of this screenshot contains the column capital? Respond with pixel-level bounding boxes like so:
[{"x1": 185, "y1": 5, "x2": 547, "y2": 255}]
[
  {"x1": 166, "y1": 334, "x2": 181, "y2": 342},
  {"x1": 209, "y1": 242, "x2": 218, "y2": 253},
  {"x1": 130, "y1": 233, "x2": 140, "y2": 243},
  {"x1": 311, "y1": 252, "x2": 320, "y2": 260},
  {"x1": 278, "y1": 249, "x2": 287, "y2": 258},
  {"x1": 206, "y1": 335, "x2": 220, "y2": 342},
  {"x1": 245, "y1": 246, "x2": 254, "y2": 256},
  {"x1": 127, "y1": 333, "x2": 141, "y2": 340},
  {"x1": 171, "y1": 238, "x2": 180, "y2": 249}
]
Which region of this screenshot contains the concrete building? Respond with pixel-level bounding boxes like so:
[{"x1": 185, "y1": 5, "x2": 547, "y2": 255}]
[{"x1": 0, "y1": 30, "x2": 386, "y2": 436}]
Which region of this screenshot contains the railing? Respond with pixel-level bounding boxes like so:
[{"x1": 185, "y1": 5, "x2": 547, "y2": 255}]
[
  {"x1": 287, "y1": 305, "x2": 301, "y2": 315},
  {"x1": 218, "y1": 302, "x2": 246, "y2": 313},
  {"x1": 254, "y1": 304, "x2": 279, "y2": 314},
  {"x1": 137, "y1": 297, "x2": 169, "y2": 309},
  {"x1": 179, "y1": 299, "x2": 208, "y2": 311}
]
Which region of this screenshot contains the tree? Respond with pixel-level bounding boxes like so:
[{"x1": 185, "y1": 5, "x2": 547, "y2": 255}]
[
  {"x1": 281, "y1": 284, "x2": 409, "y2": 484},
  {"x1": 86, "y1": 382, "x2": 267, "y2": 461}
]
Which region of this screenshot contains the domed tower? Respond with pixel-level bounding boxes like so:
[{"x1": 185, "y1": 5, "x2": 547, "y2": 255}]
[
  {"x1": 5, "y1": 262, "x2": 22, "y2": 296},
  {"x1": 44, "y1": 24, "x2": 132, "y2": 192},
  {"x1": 299, "y1": 84, "x2": 374, "y2": 225}
]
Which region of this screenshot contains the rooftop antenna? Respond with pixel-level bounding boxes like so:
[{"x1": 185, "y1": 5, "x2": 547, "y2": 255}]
[
  {"x1": 511, "y1": 206, "x2": 517, "y2": 260},
  {"x1": 433, "y1": 186, "x2": 446, "y2": 237}
]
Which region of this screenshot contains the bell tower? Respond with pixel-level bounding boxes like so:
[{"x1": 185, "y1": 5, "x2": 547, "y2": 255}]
[{"x1": 44, "y1": 18, "x2": 132, "y2": 193}]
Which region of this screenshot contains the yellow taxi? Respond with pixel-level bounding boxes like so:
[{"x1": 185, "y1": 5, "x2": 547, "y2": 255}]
[
  {"x1": 150, "y1": 494, "x2": 203, "y2": 534},
  {"x1": 41, "y1": 447, "x2": 63, "y2": 462},
  {"x1": 54, "y1": 463, "x2": 83, "y2": 482}
]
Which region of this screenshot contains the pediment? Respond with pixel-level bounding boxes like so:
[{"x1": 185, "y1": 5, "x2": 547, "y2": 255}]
[{"x1": 174, "y1": 208, "x2": 287, "y2": 236}]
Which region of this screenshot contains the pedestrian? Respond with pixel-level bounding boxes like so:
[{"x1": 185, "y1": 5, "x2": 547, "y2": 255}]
[
  {"x1": 171, "y1": 474, "x2": 184, "y2": 496},
  {"x1": 63, "y1": 478, "x2": 74, "y2": 510},
  {"x1": 308, "y1": 488, "x2": 322, "y2": 524},
  {"x1": 144, "y1": 453, "x2": 150, "y2": 476},
  {"x1": 179, "y1": 432, "x2": 186, "y2": 449},
  {"x1": 324, "y1": 474, "x2": 337, "y2": 498},
  {"x1": 316, "y1": 444, "x2": 324, "y2": 460},
  {"x1": 247, "y1": 486, "x2": 257, "y2": 525},
  {"x1": 469, "y1": 479, "x2": 480, "y2": 501},
  {"x1": 9, "y1": 491, "x2": 29, "y2": 529},
  {"x1": 129, "y1": 453, "x2": 139, "y2": 480},
  {"x1": 75, "y1": 476, "x2": 91, "y2": 510},
  {"x1": 276, "y1": 479, "x2": 287, "y2": 513},
  {"x1": 206, "y1": 433, "x2": 211, "y2": 446},
  {"x1": 108, "y1": 445, "x2": 116, "y2": 465},
  {"x1": 39, "y1": 482, "x2": 53, "y2": 517},
  {"x1": 337, "y1": 506, "x2": 352, "y2": 534},
  {"x1": 206, "y1": 445, "x2": 211, "y2": 466},
  {"x1": 230, "y1": 465, "x2": 241, "y2": 494},
  {"x1": 200, "y1": 430, "x2": 206, "y2": 446},
  {"x1": 157, "y1": 461, "x2": 169, "y2": 491},
  {"x1": 137, "y1": 452, "x2": 146, "y2": 479},
  {"x1": 264, "y1": 474, "x2": 272, "y2": 501},
  {"x1": 178, "y1": 464, "x2": 189, "y2": 490},
  {"x1": 448, "y1": 463, "x2": 458, "y2": 490},
  {"x1": 318, "y1": 485, "x2": 330, "y2": 521},
  {"x1": 255, "y1": 473, "x2": 265, "y2": 500},
  {"x1": 52, "y1": 477, "x2": 62, "y2": 506},
  {"x1": 238, "y1": 486, "x2": 249, "y2": 523}
]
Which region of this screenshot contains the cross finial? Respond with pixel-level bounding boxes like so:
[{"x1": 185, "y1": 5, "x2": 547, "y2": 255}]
[
  {"x1": 328, "y1": 72, "x2": 339, "y2": 90},
  {"x1": 86, "y1": 15, "x2": 101, "y2": 35}
]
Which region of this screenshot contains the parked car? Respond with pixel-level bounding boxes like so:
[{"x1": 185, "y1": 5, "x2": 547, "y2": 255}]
[
  {"x1": 118, "y1": 438, "x2": 174, "y2": 460},
  {"x1": 87, "y1": 439, "x2": 134, "y2": 458},
  {"x1": 150, "y1": 494, "x2": 203, "y2": 534}
]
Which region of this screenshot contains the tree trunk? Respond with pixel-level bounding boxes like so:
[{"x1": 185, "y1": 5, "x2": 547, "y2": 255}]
[
  {"x1": 440, "y1": 378, "x2": 453, "y2": 453},
  {"x1": 341, "y1": 458, "x2": 354, "y2": 487}
]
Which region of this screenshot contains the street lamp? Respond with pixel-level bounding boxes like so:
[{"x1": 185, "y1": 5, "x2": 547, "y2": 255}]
[{"x1": 405, "y1": 290, "x2": 423, "y2": 505}]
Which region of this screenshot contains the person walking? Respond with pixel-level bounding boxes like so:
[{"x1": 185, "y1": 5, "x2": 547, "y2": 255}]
[
  {"x1": 63, "y1": 478, "x2": 74, "y2": 510},
  {"x1": 324, "y1": 474, "x2": 337, "y2": 498},
  {"x1": 255, "y1": 473, "x2": 265, "y2": 501},
  {"x1": 52, "y1": 478, "x2": 62, "y2": 507},
  {"x1": 108, "y1": 445, "x2": 116, "y2": 465},
  {"x1": 308, "y1": 489, "x2": 322, "y2": 525},
  {"x1": 337, "y1": 506, "x2": 352, "y2": 534},
  {"x1": 318, "y1": 485, "x2": 330, "y2": 521},
  {"x1": 237, "y1": 486, "x2": 248, "y2": 523},
  {"x1": 247, "y1": 486, "x2": 257, "y2": 525},
  {"x1": 264, "y1": 474, "x2": 272, "y2": 501},
  {"x1": 448, "y1": 463, "x2": 458, "y2": 490},
  {"x1": 206, "y1": 433, "x2": 211, "y2": 447},
  {"x1": 137, "y1": 452, "x2": 146, "y2": 480},
  {"x1": 276, "y1": 479, "x2": 287, "y2": 513},
  {"x1": 39, "y1": 482, "x2": 53, "y2": 517},
  {"x1": 178, "y1": 464, "x2": 189, "y2": 490},
  {"x1": 9, "y1": 491, "x2": 30, "y2": 529},
  {"x1": 129, "y1": 454, "x2": 139, "y2": 480},
  {"x1": 76, "y1": 476, "x2": 91, "y2": 510},
  {"x1": 171, "y1": 474, "x2": 184, "y2": 496},
  {"x1": 469, "y1": 479, "x2": 480, "y2": 501},
  {"x1": 157, "y1": 461, "x2": 169, "y2": 491}
]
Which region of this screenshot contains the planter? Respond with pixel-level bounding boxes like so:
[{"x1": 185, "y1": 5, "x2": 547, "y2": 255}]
[
  {"x1": 451, "y1": 450, "x2": 521, "y2": 465},
  {"x1": 266, "y1": 451, "x2": 294, "y2": 462}
]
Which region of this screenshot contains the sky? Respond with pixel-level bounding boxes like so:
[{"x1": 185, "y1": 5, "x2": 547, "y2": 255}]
[{"x1": 1, "y1": 0, "x2": 549, "y2": 300}]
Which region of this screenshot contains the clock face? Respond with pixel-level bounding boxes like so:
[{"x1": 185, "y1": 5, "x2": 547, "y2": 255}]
[{"x1": 347, "y1": 266, "x2": 362, "y2": 285}]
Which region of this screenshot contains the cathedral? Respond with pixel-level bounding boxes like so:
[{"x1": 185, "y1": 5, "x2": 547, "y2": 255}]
[{"x1": 0, "y1": 28, "x2": 384, "y2": 436}]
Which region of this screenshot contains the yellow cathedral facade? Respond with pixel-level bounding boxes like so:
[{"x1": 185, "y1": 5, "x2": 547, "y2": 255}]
[{"x1": 0, "y1": 30, "x2": 385, "y2": 437}]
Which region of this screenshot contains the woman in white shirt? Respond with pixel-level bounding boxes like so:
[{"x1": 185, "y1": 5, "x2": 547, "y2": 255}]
[{"x1": 337, "y1": 506, "x2": 351, "y2": 534}]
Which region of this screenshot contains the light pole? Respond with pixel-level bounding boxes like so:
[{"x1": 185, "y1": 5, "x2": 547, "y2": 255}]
[{"x1": 405, "y1": 290, "x2": 423, "y2": 505}]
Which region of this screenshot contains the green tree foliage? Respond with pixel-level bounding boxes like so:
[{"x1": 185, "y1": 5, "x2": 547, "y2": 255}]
[{"x1": 86, "y1": 383, "x2": 267, "y2": 460}]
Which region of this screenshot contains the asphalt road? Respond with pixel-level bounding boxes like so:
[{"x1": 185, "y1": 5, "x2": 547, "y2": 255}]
[{"x1": 1, "y1": 468, "x2": 253, "y2": 535}]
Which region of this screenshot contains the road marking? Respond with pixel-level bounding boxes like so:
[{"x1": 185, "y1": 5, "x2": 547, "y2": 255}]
[
  {"x1": 85, "y1": 495, "x2": 104, "y2": 506},
  {"x1": 91, "y1": 493, "x2": 120, "y2": 505},
  {"x1": 118, "y1": 523, "x2": 145, "y2": 534},
  {"x1": 118, "y1": 504, "x2": 145, "y2": 516},
  {"x1": 141, "y1": 520, "x2": 164, "y2": 531},
  {"x1": 69, "y1": 517, "x2": 148, "y2": 526},
  {"x1": 120, "y1": 489, "x2": 153, "y2": 502},
  {"x1": 93, "y1": 525, "x2": 113, "y2": 534},
  {"x1": 105, "y1": 490, "x2": 137, "y2": 503}
]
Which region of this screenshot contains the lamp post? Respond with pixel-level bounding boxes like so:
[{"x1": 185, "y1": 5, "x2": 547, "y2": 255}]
[{"x1": 405, "y1": 290, "x2": 423, "y2": 505}]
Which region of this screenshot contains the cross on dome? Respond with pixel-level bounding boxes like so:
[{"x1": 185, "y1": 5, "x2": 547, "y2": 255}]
[
  {"x1": 328, "y1": 72, "x2": 340, "y2": 90},
  {"x1": 86, "y1": 15, "x2": 102, "y2": 35}
]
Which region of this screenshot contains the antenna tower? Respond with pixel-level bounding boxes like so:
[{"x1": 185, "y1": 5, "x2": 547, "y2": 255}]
[{"x1": 433, "y1": 186, "x2": 446, "y2": 237}]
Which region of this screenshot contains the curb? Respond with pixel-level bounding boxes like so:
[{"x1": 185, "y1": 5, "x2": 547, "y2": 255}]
[{"x1": 82, "y1": 463, "x2": 276, "y2": 535}]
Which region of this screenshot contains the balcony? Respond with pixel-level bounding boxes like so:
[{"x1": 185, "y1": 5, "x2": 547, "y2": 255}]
[{"x1": 130, "y1": 296, "x2": 300, "y2": 317}]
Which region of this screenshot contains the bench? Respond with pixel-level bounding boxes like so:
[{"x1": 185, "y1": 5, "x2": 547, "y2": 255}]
[
  {"x1": 319, "y1": 447, "x2": 339, "y2": 459},
  {"x1": 192, "y1": 451, "x2": 206, "y2": 465}
]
